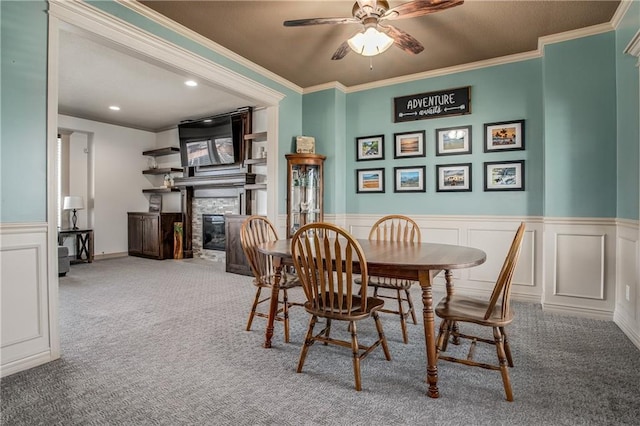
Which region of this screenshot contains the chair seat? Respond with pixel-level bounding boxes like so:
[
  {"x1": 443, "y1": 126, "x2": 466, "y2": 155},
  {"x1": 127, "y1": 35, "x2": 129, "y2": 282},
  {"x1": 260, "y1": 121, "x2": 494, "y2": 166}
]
[
  {"x1": 367, "y1": 276, "x2": 413, "y2": 290},
  {"x1": 304, "y1": 294, "x2": 385, "y2": 321},
  {"x1": 435, "y1": 294, "x2": 514, "y2": 327}
]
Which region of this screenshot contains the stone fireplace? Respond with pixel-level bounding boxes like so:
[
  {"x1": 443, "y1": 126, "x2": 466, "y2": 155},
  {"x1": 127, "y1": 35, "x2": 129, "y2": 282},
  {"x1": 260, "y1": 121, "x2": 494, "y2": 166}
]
[{"x1": 192, "y1": 196, "x2": 239, "y2": 261}]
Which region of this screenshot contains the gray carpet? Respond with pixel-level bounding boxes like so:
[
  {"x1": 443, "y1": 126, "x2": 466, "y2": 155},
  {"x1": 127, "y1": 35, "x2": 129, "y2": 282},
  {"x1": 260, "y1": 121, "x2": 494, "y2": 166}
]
[{"x1": 2, "y1": 256, "x2": 639, "y2": 425}]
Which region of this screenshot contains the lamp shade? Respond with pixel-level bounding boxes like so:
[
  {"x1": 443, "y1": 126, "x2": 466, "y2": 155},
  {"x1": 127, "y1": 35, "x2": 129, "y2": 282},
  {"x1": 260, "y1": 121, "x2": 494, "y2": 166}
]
[
  {"x1": 63, "y1": 196, "x2": 84, "y2": 211},
  {"x1": 347, "y1": 27, "x2": 394, "y2": 57}
]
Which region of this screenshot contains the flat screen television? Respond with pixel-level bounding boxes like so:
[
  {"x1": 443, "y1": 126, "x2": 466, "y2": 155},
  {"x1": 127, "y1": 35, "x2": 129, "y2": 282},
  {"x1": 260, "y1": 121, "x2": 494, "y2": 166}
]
[{"x1": 178, "y1": 114, "x2": 242, "y2": 168}]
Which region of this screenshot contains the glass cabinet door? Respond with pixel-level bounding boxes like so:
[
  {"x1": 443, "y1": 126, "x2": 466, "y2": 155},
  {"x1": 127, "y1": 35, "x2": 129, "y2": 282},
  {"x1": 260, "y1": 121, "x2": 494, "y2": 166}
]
[{"x1": 286, "y1": 154, "x2": 325, "y2": 238}]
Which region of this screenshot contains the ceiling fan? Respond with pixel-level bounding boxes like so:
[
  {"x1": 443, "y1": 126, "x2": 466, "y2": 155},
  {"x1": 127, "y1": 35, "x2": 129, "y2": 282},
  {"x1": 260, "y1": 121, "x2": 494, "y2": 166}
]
[{"x1": 283, "y1": 0, "x2": 464, "y2": 60}]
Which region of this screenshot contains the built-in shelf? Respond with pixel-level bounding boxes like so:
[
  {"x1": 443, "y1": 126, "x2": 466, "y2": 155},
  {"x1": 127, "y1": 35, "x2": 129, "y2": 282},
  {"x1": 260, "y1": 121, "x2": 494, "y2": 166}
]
[
  {"x1": 244, "y1": 183, "x2": 267, "y2": 190},
  {"x1": 244, "y1": 131, "x2": 267, "y2": 142},
  {"x1": 142, "y1": 167, "x2": 183, "y2": 175},
  {"x1": 142, "y1": 187, "x2": 181, "y2": 194},
  {"x1": 143, "y1": 147, "x2": 180, "y2": 157},
  {"x1": 244, "y1": 158, "x2": 267, "y2": 166}
]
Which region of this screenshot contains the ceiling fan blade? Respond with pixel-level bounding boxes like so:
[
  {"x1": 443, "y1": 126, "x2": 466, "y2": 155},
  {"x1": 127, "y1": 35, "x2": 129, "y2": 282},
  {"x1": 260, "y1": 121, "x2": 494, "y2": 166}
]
[
  {"x1": 382, "y1": 0, "x2": 464, "y2": 21},
  {"x1": 284, "y1": 17, "x2": 359, "y2": 27},
  {"x1": 331, "y1": 41, "x2": 351, "y2": 60},
  {"x1": 383, "y1": 25, "x2": 424, "y2": 55}
]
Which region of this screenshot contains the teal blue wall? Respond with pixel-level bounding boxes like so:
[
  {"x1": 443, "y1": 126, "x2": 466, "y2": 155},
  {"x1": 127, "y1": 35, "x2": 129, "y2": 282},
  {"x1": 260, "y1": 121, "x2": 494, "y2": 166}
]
[
  {"x1": 302, "y1": 89, "x2": 347, "y2": 214},
  {"x1": 341, "y1": 60, "x2": 544, "y2": 215},
  {"x1": 1, "y1": 1, "x2": 48, "y2": 222},
  {"x1": 1, "y1": 1, "x2": 637, "y2": 223},
  {"x1": 543, "y1": 32, "x2": 618, "y2": 218},
  {"x1": 616, "y1": 1, "x2": 640, "y2": 221}
]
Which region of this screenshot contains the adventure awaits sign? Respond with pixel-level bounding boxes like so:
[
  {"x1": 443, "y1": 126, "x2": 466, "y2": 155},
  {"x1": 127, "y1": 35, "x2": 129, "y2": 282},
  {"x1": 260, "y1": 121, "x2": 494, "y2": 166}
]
[{"x1": 393, "y1": 86, "x2": 471, "y2": 123}]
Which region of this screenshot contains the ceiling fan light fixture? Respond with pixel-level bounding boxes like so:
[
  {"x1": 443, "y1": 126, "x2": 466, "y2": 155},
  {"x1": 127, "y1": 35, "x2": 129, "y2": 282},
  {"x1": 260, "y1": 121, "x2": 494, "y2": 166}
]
[{"x1": 347, "y1": 27, "x2": 394, "y2": 57}]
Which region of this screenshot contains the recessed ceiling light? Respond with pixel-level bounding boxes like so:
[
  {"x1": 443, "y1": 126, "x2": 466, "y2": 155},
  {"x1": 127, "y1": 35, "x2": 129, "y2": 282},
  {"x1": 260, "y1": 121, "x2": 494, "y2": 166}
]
[
  {"x1": 185, "y1": 80, "x2": 198, "y2": 87},
  {"x1": 109, "y1": 105, "x2": 120, "y2": 111}
]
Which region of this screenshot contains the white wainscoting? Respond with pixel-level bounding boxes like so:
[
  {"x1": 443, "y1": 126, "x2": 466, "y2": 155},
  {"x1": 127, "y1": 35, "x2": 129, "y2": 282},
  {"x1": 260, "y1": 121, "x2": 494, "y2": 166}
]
[
  {"x1": 0, "y1": 223, "x2": 57, "y2": 377},
  {"x1": 279, "y1": 214, "x2": 638, "y2": 333},
  {"x1": 614, "y1": 220, "x2": 640, "y2": 348}
]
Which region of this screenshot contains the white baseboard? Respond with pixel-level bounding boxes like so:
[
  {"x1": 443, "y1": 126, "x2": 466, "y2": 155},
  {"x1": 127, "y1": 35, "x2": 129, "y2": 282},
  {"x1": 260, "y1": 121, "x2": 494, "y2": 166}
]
[{"x1": 614, "y1": 310, "x2": 640, "y2": 351}]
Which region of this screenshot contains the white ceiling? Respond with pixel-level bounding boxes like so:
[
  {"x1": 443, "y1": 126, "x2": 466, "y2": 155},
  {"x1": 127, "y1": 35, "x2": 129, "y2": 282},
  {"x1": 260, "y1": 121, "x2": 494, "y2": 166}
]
[
  {"x1": 57, "y1": 1, "x2": 622, "y2": 133},
  {"x1": 58, "y1": 28, "x2": 255, "y2": 132}
]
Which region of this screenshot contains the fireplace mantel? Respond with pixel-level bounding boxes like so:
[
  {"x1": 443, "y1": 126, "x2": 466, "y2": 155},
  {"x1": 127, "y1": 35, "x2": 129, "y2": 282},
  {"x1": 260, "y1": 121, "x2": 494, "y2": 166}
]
[{"x1": 173, "y1": 172, "x2": 256, "y2": 189}]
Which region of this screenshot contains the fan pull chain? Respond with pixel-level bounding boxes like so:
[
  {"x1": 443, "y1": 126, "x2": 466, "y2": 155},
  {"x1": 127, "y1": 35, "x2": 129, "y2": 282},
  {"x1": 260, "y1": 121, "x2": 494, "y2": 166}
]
[{"x1": 370, "y1": 57, "x2": 373, "y2": 71}]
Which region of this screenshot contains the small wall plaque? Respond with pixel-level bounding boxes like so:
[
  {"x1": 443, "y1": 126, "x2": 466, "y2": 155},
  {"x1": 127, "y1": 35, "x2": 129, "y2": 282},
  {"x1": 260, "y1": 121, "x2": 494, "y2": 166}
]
[{"x1": 296, "y1": 136, "x2": 316, "y2": 154}]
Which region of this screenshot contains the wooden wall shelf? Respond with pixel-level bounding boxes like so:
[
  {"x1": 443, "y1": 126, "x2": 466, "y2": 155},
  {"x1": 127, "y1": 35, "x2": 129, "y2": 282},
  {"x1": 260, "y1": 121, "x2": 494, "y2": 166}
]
[
  {"x1": 142, "y1": 187, "x2": 181, "y2": 193},
  {"x1": 143, "y1": 167, "x2": 183, "y2": 175},
  {"x1": 143, "y1": 147, "x2": 180, "y2": 157}
]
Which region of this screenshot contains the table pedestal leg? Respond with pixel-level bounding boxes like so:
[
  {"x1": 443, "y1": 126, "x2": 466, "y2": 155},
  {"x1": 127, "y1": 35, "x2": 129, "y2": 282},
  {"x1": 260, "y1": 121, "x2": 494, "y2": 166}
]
[
  {"x1": 263, "y1": 257, "x2": 283, "y2": 348},
  {"x1": 419, "y1": 270, "x2": 439, "y2": 398},
  {"x1": 444, "y1": 269, "x2": 460, "y2": 345}
]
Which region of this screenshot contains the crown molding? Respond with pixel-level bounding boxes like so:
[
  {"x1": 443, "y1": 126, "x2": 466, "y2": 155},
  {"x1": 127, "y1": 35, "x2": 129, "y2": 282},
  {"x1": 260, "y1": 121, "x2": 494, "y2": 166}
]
[
  {"x1": 611, "y1": 0, "x2": 634, "y2": 30},
  {"x1": 117, "y1": 0, "x2": 303, "y2": 95},
  {"x1": 625, "y1": 29, "x2": 640, "y2": 66},
  {"x1": 107, "y1": 1, "x2": 624, "y2": 96},
  {"x1": 345, "y1": 50, "x2": 541, "y2": 93},
  {"x1": 303, "y1": 82, "x2": 348, "y2": 95}
]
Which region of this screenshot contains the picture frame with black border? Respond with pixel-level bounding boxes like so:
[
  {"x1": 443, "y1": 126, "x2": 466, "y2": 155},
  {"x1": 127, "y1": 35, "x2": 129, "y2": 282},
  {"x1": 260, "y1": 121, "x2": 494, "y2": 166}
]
[
  {"x1": 394, "y1": 165, "x2": 426, "y2": 193},
  {"x1": 436, "y1": 125, "x2": 472, "y2": 156},
  {"x1": 394, "y1": 130, "x2": 425, "y2": 159},
  {"x1": 484, "y1": 119, "x2": 525, "y2": 152},
  {"x1": 484, "y1": 160, "x2": 525, "y2": 191},
  {"x1": 356, "y1": 168, "x2": 385, "y2": 193},
  {"x1": 436, "y1": 163, "x2": 472, "y2": 192},
  {"x1": 356, "y1": 135, "x2": 384, "y2": 161}
]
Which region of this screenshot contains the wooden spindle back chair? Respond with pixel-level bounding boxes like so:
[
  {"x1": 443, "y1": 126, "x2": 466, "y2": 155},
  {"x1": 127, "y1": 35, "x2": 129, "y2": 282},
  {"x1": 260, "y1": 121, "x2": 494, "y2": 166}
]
[
  {"x1": 291, "y1": 222, "x2": 391, "y2": 391},
  {"x1": 435, "y1": 222, "x2": 526, "y2": 401},
  {"x1": 360, "y1": 214, "x2": 421, "y2": 343},
  {"x1": 240, "y1": 215, "x2": 301, "y2": 343}
]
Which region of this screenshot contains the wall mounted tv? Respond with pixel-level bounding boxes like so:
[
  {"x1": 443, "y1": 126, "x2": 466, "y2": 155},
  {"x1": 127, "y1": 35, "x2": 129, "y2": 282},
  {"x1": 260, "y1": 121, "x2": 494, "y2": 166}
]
[{"x1": 178, "y1": 114, "x2": 243, "y2": 168}]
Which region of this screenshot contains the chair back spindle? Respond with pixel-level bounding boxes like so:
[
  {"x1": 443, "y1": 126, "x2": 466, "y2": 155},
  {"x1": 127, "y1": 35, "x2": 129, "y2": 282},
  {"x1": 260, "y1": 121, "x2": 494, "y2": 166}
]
[{"x1": 484, "y1": 222, "x2": 526, "y2": 321}]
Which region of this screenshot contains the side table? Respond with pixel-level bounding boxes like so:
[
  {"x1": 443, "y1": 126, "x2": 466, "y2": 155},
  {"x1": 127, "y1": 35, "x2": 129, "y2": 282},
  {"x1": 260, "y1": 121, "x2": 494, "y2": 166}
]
[{"x1": 58, "y1": 229, "x2": 94, "y2": 264}]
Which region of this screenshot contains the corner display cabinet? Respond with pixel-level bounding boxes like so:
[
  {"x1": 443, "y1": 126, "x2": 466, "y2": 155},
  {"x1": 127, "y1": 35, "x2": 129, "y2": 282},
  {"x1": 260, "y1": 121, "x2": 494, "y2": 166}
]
[{"x1": 285, "y1": 153, "x2": 326, "y2": 238}]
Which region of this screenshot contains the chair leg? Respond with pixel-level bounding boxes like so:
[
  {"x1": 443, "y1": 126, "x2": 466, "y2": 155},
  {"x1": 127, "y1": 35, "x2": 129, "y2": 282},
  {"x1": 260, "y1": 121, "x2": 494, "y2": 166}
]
[
  {"x1": 324, "y1": 319, "x2": 332, "y2": 345},
  {"x1": 282, "y1": 289, "x2": 290, "y2": 343},
  {"x1": 297, "y1": 315, "x2": 318, "y2": 373},
  {"x1": 500, "y1": 326, "x2": 514, "y2": 367},
  {"x1": 493, "y1": 327, "x2": 514, "y2": 402},
  {"x1": 436, "y1": 319, "x2": 450, "y2": 353},
  {"x1": 246, "y1": 287, "x2": 262, "y2": 331},
  {"x1": 373, "y1": 312, "x2": 391, "y2": 361},
  {"x1": 396, "y1": 289, "x2": 409, "y2": 344},
  {"x1": 350, "y1": 321, "x2": 362, "y2": 391},
  {"x1": 405, "y1": 288, "x2": 417, "y2": 325}
]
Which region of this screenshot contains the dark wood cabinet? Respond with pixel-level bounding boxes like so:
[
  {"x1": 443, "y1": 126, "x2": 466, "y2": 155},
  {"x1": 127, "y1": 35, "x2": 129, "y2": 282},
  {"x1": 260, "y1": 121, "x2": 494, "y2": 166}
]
[
  {"x1": 225, "y1": 214, "x2": 252, "y2": 276},
  {"x1": 128, "y1": 212, "x2": 183, "y2": 259}
]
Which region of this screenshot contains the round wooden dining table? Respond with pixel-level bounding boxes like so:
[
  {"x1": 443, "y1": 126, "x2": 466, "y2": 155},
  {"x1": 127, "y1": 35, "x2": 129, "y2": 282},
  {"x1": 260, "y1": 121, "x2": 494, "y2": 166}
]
[{"x1": 257, "y1": 238, "x2": 486, "y2": 398}]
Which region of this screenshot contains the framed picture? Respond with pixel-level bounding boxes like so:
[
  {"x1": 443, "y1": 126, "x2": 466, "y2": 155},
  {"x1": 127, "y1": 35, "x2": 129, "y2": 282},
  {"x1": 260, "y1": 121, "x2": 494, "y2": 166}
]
[
  {"x1": 356, "y1": 168, "x2": 385, "y2": 193},
  {"x1": 394, "y1": 166, "x2": 426, "y2": 193},
  {"x1": 356, "y1": 135, "x2": 384, "y2": 161},
  {"x1": 484, "y1": 119, "x2": 525, "y2": 152},
  {"x1": 436, "y1": 163, "x2": 472, "y2": 192},
  {"x1": 436, "y1": 125, "x2": 472, "y2": 156},
  {"x1": 484, "y1": 160, "x2": 525, "y2": 191},
  {"x1": 394, "y1": 130, "x2": 425, "y2": 158},
  {"x1": 148, "y1": 194, "x2": 162, "y2": 212}
]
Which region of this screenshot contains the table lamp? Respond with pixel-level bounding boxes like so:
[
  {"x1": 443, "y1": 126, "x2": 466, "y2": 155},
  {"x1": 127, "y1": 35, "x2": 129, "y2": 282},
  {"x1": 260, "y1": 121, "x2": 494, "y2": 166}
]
[{"x1": 63, "y1": 196, "x2": 84, "y2": 230}]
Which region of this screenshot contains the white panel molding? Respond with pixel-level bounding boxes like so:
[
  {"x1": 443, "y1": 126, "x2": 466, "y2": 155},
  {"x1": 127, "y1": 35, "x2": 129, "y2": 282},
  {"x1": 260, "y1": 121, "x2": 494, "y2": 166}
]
[
  {"x1": 614, "y1": 309, "x2": 640, "y2": 349},
  {"x1": 0, "y1": 224, "x2": 54, "y2": 377},
  {"x1": 543, "y1": 220, "x2": 617, "y2": 318}
]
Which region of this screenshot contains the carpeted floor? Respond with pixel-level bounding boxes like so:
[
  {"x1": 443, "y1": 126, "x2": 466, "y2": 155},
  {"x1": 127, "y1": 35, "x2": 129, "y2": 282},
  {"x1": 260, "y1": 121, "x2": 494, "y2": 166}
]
[{"x1": 2, "y1": 256, "x2": 639, "y2": 425}]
